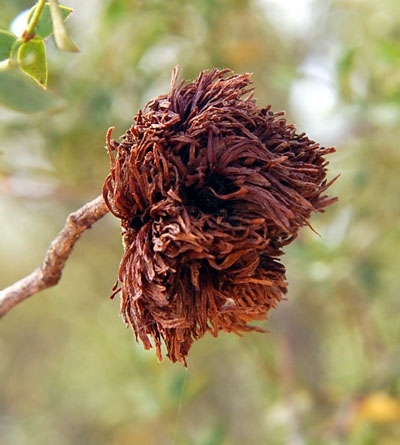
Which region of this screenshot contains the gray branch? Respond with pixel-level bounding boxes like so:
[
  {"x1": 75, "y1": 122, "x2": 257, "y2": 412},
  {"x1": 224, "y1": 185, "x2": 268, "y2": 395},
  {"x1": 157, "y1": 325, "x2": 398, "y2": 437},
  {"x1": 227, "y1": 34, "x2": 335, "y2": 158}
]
[{"x1": 0, "y1": 195, "x2": 109, "y2": 318}]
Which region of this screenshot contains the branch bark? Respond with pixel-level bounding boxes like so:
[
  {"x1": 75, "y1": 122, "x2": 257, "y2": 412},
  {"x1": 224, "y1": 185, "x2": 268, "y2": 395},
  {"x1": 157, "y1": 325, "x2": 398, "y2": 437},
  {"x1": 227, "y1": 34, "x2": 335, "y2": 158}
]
[{"x1": 0, "y1": 195, "x2": 109, "y2": 318}]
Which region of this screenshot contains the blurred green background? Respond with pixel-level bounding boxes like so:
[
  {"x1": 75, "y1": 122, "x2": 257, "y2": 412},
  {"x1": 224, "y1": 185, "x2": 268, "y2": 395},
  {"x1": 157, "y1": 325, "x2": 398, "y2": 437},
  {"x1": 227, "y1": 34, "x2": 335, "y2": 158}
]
[{"x1": 1, "y1": 0, "x2": 400, "y2": 444}]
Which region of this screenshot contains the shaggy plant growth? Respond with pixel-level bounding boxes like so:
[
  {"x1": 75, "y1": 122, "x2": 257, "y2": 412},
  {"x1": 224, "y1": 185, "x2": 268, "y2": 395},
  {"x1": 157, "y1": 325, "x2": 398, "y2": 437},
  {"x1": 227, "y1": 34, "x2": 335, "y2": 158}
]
[{"x1": 103, "y1": 67, "x2": 337, "y2": 364}]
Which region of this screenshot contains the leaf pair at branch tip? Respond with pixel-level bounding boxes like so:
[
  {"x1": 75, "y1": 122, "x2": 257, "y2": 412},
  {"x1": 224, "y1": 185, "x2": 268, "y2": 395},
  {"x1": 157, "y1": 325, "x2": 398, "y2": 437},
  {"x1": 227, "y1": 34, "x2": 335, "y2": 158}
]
[
  {"x1": 0, "y1": 1, "x2": 78, "y2": 111},
  {"x1": 18, "y1": 1, "x2": 78, "y2": 87}
]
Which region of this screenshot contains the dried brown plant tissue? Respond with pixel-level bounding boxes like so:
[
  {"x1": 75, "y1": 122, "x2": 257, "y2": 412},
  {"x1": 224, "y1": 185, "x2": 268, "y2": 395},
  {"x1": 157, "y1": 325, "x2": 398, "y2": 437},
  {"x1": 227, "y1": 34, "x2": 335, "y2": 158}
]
[{"x1": 103, "y1": 67, "x2": 337, "y2": 365}]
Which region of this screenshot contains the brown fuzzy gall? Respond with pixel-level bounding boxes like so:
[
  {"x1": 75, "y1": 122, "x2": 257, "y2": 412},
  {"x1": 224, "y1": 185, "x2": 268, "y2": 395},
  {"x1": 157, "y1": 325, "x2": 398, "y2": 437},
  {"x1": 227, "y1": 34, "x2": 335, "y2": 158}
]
[{"x1": 103, "y1": 67, "x2": 337, "y2": 365}]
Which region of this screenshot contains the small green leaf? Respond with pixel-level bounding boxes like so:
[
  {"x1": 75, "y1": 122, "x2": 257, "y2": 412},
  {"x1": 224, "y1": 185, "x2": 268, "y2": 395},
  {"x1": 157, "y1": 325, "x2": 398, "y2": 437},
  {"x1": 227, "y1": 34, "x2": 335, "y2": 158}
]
[
  {"x1": 0, "y1": 68, "x2": 60, "y2": 113},
  {"x1": 18, "y1": 38, "x2": 48, "y2": 88},
  {"x1": 49, "y1": 0, "x2": 79, "y2": 52},
  {"x1": 0, "y1": 30, "x2": 17, "y2": 61},
  {"x1": 27, "y1": 2, "x2": 73, "y2": 39}
]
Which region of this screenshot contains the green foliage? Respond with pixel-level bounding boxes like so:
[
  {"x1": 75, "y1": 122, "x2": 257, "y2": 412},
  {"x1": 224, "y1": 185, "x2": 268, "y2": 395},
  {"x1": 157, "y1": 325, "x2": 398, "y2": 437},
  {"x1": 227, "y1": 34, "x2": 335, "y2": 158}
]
[
  {"x1": 0, "y1": 30, "x2": 17, "y2": 61},
  {"x1": 49, "y1": 0, "x2": 78, "y2": 52},
  {"x1": 0, "y1": 1, "x2": 76, "y2": 113},
  {"x1": 27, "y1": 2, "x2": 73, "y2": 39},
  {"x1": 0, "y1": 69, "x2": 58, "y2": 112},
  {"x1": 18, "y1": 38, "x2": 47, "y2": 87}
]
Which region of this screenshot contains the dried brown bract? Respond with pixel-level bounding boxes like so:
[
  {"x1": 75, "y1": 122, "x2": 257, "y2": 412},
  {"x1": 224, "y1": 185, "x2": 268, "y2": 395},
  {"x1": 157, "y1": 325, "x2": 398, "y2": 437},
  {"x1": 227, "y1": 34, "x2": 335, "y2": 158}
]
[{"x1": 103, "y1": 67, "x2": 337, "y2": 365}]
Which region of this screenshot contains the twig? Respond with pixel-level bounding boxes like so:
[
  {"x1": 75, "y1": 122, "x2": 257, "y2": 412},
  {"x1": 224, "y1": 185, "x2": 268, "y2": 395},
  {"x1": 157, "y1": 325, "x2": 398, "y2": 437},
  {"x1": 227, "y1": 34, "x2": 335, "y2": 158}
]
[
  {"x1": 24, "y1": 0, "x2": 46, "y2": 41},
  {"x1": 0, "y1": 195, "x2": 109, "y2": 318}
]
